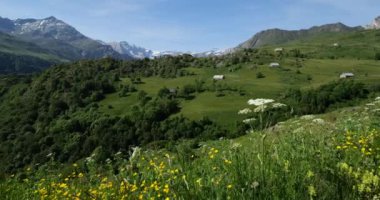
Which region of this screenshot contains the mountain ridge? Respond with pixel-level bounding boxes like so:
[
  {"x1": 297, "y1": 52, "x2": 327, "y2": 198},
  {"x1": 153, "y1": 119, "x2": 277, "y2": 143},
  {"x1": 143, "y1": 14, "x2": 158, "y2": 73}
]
[
  {"x1": 0, "y1": 16, "x2": 129, "y2": 61},
  {"x1": 236, "y1": 22, "x2": 363, "y2": 49}
]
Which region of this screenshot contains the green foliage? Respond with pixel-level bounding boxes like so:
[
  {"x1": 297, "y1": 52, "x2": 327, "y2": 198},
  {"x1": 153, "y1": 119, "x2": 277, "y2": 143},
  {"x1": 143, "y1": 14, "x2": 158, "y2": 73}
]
[
  {"x1": 375, "y1": 52, "x2": 380, "y2": 60},
  {"x1": 2, "y1": 101, "x2": 380, "y2": 199},
  {"x1": 256, "y1": 72, "x2": 265, "y2": 79},
  {"x1": 283, "y1": 80, "x2": 371, "y2": 114}
]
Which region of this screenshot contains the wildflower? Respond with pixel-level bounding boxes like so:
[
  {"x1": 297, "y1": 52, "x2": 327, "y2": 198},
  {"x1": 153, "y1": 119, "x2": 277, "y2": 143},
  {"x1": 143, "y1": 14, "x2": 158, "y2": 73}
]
[
  {"x1": 59, "y1": 183, "x2": 68, "y2": 189},
  {"x1": 251, "y1": 181, "x2": 259, "y2": 189},
  {"x1": 224, "y1": 159, "x2": 232, "y2": 165},
  {"x1": 308, "y1": 185, "x2": 317, "y2": 197},
  {"x1": 248, "y1": 98, "x2": 274, "y2": 106},
  {"x1": 196, "y1": 178, "x2": 202, "y2": 186},
  {"x1": 73, "y1": 163, "x2": 78, "y2": 167},
  {"x1": 131, "y1": 184, "x2": 138, "y2": 192},
  {"x1": 78, "y1": 173, "x2": 84, "y2": 178},
  {"x1": 163, "y1": 184, "x2": 170, "y2": 193},
  {"x1": 254, "y1": 104, "x2": 267, "y2": 113},
  {"x1": 238, "y1": 108, "x2": 252, "y2": 115},
  {"x1": 336, "y1": 146, "x2": 342, "y2": 150},
  {"x1": 338, "y1": 162, "x2": 349, "y2": 171},
  {"x1": 306, "y1": 170, "x2": 314, "y2": 179},
  {"x1": 38, "y1": 188, "x2": 48, "y2": 196},
  {"x1": 272, "y1": 102, "x2": 287, "y2": 108},
  {"x1": 243, "y1": 118, "x2": 256, "y2": 124},
  {"x1": 227, "y1": 184, "x2": 233, "y2": 189},
  {"x1": 130, "y1": 147, "x2": 141, "y2": 162}
]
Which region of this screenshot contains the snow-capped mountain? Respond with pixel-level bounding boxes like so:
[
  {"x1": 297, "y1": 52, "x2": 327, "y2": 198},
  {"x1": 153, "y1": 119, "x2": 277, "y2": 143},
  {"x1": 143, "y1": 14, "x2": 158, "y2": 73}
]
[
  {"x1": 0, "y1": 16, "x2": 126, "y2": 60},
  {"x1": 192, "y1": 48, "x2": 233, "y2": 57},
  {"x1": 366, "y1": 16, "x2": 380, "y2": 29},
  {"x1": 107, "y1": 42, "x2": 230, "y2": 59},
  {"x1": 10, "y1": 16, "x2": 86, "y2": 41},
  {"x1": 108, "y1": 41, "x2": 154, "y2": 59}
]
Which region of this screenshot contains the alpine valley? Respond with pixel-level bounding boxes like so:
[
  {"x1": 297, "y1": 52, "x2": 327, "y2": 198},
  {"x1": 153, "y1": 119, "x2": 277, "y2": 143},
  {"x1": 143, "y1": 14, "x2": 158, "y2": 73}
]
[{"x1": 1, "y1": 12, "x2": 380, "y2": 200}]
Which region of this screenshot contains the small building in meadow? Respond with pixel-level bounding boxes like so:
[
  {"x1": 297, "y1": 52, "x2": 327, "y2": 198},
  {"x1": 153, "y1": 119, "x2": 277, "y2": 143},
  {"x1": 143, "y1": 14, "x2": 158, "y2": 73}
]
[
  {"x1": 269, "y1": 62, "x2": 280, "y2": 67},
  {"x1": 213, "y1": 75, "x2": 225, "y2": 80},
  {"x1": 340, "y1": 72, "x2": 354, "y2": 79}
]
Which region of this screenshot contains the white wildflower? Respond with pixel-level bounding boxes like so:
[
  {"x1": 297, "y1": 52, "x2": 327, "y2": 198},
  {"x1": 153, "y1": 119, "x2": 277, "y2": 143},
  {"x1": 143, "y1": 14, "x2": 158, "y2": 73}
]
[
  {"x1": 254, "y1": 104, "x2": 267, "y2": 112},
  {"x1": 248, "y1": 98, "x2": 275, "y2": 106},
  {"x1": 85, "y1": 156, "x2": 94, "y2": 163},
  {"x1": 251, "y1": 181, "x2": 259, "y2": 189},
  {"x1": 243, "y1": 118, "x2": 256, "y2": 124},
  {"x1": 129, "y1": 146, "x2": 141, "y2": 162},
  {"x1": 366, "y1": 103, "x2": 375, "y2": 106},
  {"x1": 375, "y1": 97, "x2": 380, "y2": 101},
  {"x1": 238, "y1": 108, "x2": 252, "y2": 115},
  {"x1": 272, "y1": 103, "x2": 287, "y2": 108}
]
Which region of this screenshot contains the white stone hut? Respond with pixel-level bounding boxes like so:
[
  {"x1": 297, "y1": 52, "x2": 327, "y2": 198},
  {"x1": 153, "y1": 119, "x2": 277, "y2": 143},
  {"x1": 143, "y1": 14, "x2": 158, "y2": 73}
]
[
  {"x1": 269, "y1": 62, "x2": 280, "y2": 67},
  {"x1": 213, "y1": 75, "x2": 225, "y2": 80}
]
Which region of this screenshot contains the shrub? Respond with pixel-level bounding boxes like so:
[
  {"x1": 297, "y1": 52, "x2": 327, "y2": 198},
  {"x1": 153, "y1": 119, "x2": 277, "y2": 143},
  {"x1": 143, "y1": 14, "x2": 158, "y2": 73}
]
[{"x1": 256, "y1": 72, "x2": 265, "y2": 79}]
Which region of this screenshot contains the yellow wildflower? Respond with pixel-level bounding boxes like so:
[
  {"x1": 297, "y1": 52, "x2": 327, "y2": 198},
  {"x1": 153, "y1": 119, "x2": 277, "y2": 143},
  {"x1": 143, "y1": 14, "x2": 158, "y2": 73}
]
[{"x1": 308, "y1": 185, "x2": 316, "y2": 197}]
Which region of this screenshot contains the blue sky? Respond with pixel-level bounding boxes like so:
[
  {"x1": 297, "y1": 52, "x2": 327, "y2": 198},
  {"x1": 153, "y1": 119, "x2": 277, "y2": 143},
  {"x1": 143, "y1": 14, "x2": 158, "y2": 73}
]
[{"x1": 0, "y1": 0, "x2": 379, "y2": 52}]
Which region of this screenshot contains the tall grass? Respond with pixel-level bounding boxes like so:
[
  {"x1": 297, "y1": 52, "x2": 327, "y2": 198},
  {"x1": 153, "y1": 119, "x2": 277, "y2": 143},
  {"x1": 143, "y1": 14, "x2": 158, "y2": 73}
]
[{"x1": 1, "y1": 98, "x2": 380, "y2": 199}]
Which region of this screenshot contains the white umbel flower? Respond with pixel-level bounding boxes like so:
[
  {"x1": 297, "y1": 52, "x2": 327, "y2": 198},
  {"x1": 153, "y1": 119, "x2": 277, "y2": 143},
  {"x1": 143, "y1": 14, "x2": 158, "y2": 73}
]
[
  {"x1": 272, "y1": 103, "x2": 287, "y2": 108},
  {"x1": 243, "y1": 118, "x2": 256, "y2": 124},
  {"x1": 247, "y1": 98, "x2": 275, "y2": 106},
  {"x1": 254, "y1": 104, "x2": 268, "y2": 113},
  {"x1": 238, "y1": 108, "x2": 252, "y2": 115}
]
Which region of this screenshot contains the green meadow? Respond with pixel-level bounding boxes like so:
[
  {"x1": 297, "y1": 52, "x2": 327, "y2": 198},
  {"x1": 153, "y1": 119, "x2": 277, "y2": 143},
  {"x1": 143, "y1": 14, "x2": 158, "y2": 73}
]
[{"x1": 99, "y1": 57, "x2": 380, "y2": 128}]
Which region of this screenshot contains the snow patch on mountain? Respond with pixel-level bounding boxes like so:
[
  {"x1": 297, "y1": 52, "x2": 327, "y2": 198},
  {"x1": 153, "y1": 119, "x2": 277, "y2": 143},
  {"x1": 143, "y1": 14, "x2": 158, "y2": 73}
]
[
  {"x1": 365, "y1": 16, "x2": 380, "y2": 29},
  {"x1": 108, "y1": 41, "x2": 154, "y2": 59}
]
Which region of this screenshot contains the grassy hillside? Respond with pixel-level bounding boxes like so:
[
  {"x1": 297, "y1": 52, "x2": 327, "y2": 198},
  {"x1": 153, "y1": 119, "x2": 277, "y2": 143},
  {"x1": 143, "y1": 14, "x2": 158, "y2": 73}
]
[
  {"x1": 98, "y1": 57, "x2": 380, "y2": 128},
  {"x1": 96, "y1": 30, "x2": 380, "y2": 129},
  {"x1": 261, "y1": 29, "x2": 380, "y2": 60},
  {"x1": 0, "y1": 32, "x2": 65, "y2": 73},
  {"x1": 2, "y1": 97, "x2": 380, "y2": 199}
]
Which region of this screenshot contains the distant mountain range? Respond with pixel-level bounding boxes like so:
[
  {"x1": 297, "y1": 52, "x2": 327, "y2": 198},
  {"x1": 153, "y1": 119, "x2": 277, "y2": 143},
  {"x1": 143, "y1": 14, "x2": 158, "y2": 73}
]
[{"x1": 0, "y1": 15, "x2": 378, "y2": 73}]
